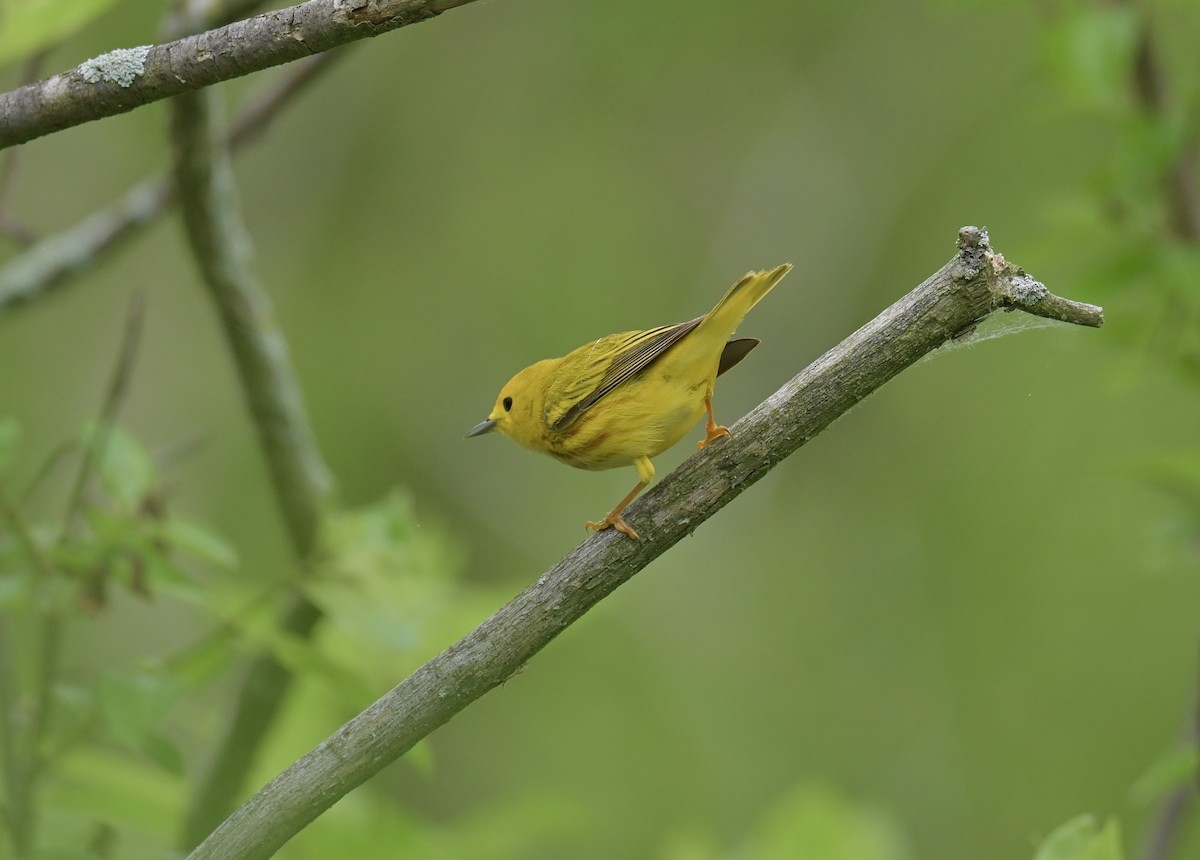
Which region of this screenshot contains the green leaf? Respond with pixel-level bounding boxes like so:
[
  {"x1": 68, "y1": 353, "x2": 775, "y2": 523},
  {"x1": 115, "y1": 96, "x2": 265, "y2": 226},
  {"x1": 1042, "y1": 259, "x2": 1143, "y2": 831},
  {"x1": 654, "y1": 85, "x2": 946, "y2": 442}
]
[
  {"x1": 138, "y1": 730, "x2": 185, "y2": 776},
  {"x1": 43, "y1": 745, "x2": 183, "y2": 838},
  {"x1": 1130, "y1": 745, "x2": 1200, "y2": 805},
  {"x1": 0, "y1": 417, "x2": 19, "y2": 474},
  {"x1": 157, "y1": 517, "x2": 238, "y2": 569},
  {"x1": 0, "y1": 0, "x2": 121, "y2": 68},
  {"x1": 80, "y1": 422, "x2": 157, "y2": 511},
  {"x1": 1033, "y1": 815, "x2": 1123, "y2": 860}
]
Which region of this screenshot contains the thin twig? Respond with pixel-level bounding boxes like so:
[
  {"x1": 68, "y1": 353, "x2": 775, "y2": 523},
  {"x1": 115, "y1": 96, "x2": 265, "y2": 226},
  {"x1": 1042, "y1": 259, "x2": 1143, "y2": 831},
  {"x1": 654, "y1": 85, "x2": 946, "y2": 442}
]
[
  {"x1": 228, "y1": 52, "x2": 341, "y2": 150},
  {"x1": 0, "y1": 489, "x2": 59, "y2": 583},
  {"x1": 60, "y1": 294, "x2": 145, "y2": 536},
  {"x1": 0, "y1": 0, "x2": 480, "y2": 150},
  {"x1": 0, "y1": 51, "x2": 342, "y2": 312},
  {"x1": 186, "y1": 226, "x2": 1103, "y2": 860},
  {"x1": 170, "y1": 83, "x2": 334, "y2": 845}
]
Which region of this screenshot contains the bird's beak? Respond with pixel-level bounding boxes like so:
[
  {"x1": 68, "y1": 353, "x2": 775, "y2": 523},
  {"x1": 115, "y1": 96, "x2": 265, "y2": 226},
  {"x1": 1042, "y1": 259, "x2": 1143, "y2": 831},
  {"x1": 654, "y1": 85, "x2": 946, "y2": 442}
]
[{"x1": 465, "y1": 418, "x2": 498, "y2": 438}]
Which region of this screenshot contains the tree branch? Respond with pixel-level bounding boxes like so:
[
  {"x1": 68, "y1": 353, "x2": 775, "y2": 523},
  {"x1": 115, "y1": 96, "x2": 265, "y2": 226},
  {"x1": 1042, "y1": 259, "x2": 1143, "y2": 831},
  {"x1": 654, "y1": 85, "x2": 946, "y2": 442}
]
[
  {"x1": 171, "y1": 83, "x2": 333, "y2": 842},
  {"x1": 0, "y1": 0, "x2": 480, "y2": 151},
  {"x1": 172, "y1": 87, "x2": 331, "y2": 554},
  {"x1": 0, "y1": 52, "x2": 342, "y2": 312},
  {"x1": 185, "y1": 226, "x2": 1103, "y2": 860}
]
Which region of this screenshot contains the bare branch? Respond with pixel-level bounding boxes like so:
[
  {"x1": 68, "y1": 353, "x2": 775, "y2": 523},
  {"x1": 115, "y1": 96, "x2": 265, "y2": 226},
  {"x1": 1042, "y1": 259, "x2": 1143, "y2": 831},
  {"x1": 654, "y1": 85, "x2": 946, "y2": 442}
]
[
  {"x1": 61, "y1": 294, "x2": 145, "y2": 536},
  {"x1": 170, "y1": 81, "x2": 334, "y2": 842},
  {"x1": 172, "y1": 87, "x2": 331, "y2": 549},
  {"x1": 186, "y1": 226, "x2": 1103, "y2": 860},
  {"x1": 0, "y1": 52, "x2": 340, "y2": 312},
  {"x1": 0, "y1": 0, "x2": 480, "y2": 150}
]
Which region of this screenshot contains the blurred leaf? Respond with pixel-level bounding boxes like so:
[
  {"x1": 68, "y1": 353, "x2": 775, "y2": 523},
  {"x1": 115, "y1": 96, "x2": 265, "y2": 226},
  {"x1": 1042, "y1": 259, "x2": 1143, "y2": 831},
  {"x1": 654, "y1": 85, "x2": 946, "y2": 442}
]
[
  {"x1": 304, "y1": 490, "x2": 480, "y2": 688},
  {"x1": 80, "y1": 422, "x2": 156, "y2": 511},
  {"x1": 156, "y1": 517, "x2": 238, "y2": 569},
  {"x1": 1033, "y1": 815, "x2": 1123, "y2": 860},
  {"x1": 322, "y1": 490, "x2": 427, "y2": 581},
  {"x1": 0, "y1": 417, "x2": 19, "y2": 474},
  {"x1": 141, "y1": 553, "x2": 205, "y2": 602},
  {"x1": 743, "y1": 784, "x2": 912, "y2": 860},
  {"x1": 137, "y1": 730, "x2": 185, "y2": 776},
  {"x1": 161, "y1": 632, "x2": 236, "y2": 690},
  {"x1": 0, "y1": 0, "x2": 120, "y2": 67},
  {"x1": 44, "y1": 745, "x2": 182, "y2": 838},
  {"x1": 1130, "y1": 744, "x2": 1200, "y2": 805},
  {"x1": 250, "y1": 621, "x2": 375, "y2": 703}
]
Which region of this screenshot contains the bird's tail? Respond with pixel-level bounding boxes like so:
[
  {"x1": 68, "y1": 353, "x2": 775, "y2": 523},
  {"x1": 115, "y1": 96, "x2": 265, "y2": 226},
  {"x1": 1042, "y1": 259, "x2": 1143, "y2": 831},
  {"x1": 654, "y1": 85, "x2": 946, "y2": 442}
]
[{"x1": 699, "y1": 263, "x2": 793, "y2": 339}]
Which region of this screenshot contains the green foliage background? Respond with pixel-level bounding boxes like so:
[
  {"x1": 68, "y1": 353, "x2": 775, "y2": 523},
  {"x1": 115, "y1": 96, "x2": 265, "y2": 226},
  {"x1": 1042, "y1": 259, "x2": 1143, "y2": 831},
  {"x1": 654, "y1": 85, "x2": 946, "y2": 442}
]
[{"x1": 1, "y1": 1, "x2": 1199, "y2": 858}]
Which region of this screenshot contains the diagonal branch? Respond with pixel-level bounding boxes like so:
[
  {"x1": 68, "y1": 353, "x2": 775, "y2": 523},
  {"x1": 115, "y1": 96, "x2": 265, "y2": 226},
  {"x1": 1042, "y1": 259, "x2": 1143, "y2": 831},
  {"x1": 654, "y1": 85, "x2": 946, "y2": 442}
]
[
  {"x1": 0, "y1": 0, "x2": 480, "y2": 150},
  {"x1": 172, "y1": 88, "x2": 331, "y2": 555},
  {"x1": 185, "y1": 226, "x2": 1102, "y2": 860},
  {"x1": 171, "y1": 82, "x2": 334, "y2": 843}
]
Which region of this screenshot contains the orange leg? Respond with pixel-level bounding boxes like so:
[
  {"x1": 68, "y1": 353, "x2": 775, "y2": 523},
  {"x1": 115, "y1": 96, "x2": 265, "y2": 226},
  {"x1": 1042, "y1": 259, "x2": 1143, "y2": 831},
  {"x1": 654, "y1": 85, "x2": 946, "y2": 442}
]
[
  {"x1": 697, "y1": 393, "x2": 731, "y2": 450},
  {"x1": 587, "y1": 456, "x2": 654, "y2": 540}
]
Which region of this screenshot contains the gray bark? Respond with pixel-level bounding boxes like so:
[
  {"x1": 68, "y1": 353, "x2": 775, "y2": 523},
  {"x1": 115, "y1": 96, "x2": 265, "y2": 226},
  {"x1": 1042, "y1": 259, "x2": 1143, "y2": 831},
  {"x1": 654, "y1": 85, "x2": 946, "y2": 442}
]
[{"x1": 0, "y1": 0, "x2": 477, "y2": 150}]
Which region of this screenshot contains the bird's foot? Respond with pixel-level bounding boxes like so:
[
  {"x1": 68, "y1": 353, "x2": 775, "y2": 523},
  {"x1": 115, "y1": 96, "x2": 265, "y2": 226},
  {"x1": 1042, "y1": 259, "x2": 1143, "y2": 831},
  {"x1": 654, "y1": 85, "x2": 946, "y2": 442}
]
[
  {"x1": 697, "y1": 425, "x2": 731, "y2": 450},
  {"x1": 586, "y1": 512, "x2": 640, "y2": 541}
]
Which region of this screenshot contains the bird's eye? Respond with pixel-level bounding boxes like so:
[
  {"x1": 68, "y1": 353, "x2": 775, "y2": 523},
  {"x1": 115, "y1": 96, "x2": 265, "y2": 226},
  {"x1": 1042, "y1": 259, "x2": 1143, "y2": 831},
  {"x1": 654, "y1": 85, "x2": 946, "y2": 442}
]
[{"x1": 503, "y1": 396, "x2": 513, "y2": 412}]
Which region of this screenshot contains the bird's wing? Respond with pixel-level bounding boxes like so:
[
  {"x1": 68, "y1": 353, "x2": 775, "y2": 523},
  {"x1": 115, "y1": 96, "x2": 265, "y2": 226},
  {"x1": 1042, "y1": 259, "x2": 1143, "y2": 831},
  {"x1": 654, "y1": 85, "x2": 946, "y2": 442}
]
[{"x1": 546, "y1": 316, "x2": 703, "y2": 432}]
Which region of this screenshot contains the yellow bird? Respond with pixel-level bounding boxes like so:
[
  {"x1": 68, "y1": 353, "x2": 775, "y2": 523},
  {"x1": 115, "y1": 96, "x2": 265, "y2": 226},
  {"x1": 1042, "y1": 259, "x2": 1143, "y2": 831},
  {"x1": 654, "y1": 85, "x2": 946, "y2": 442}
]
[{"x1": 467, "y1": 264, "x2": 792, "y2": 540}]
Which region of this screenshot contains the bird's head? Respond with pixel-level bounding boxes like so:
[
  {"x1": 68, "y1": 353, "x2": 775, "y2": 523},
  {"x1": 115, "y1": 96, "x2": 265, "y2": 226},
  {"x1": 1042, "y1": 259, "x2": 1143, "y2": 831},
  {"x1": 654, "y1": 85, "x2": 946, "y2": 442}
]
[{"x1": 465, "y1": 359, "x2": 555, "y2": 449}]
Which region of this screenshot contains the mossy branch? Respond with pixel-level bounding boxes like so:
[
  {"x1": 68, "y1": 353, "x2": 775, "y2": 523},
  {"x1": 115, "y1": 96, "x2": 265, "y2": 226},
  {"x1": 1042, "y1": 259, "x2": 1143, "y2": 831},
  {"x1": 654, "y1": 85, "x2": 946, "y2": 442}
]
[
  {"x1": 0, "y1": 0, "x2": 479, "y2": 150},
  {"x1": 185, "y1": 227, "x2": 1102, "y2": 860}
]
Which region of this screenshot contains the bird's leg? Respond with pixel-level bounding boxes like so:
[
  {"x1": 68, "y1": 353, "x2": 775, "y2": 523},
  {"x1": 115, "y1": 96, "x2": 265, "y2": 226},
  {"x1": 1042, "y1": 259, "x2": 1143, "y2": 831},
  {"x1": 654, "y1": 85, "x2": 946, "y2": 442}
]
[
  {"x1": 586, "y1": 456, "x2": 654, "y2": 541},
  {"x1": 697, "y1": 392, "x2": 731, "y2": 450}
]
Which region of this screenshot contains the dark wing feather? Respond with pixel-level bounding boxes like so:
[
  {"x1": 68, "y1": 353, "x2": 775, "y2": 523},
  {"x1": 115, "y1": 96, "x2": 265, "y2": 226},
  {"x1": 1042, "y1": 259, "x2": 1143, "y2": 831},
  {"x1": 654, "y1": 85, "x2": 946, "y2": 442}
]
[
  {"x1": 551, "y1": 316, "x2": 703, "y2": 432},
  {"x1": 717, "y1": 338, "x2": 759, "y2": 376}
]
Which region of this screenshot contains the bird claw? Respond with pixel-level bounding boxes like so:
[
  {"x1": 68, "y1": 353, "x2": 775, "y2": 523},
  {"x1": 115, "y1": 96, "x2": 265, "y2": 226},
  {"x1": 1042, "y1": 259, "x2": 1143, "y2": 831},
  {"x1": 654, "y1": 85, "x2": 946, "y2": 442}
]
[
  {"x1": 697, "y1": 425, "x2": 731, "y2": 450},
  {"x1": 586, "y1": 513, "x2": 640, "y2": 541}
]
